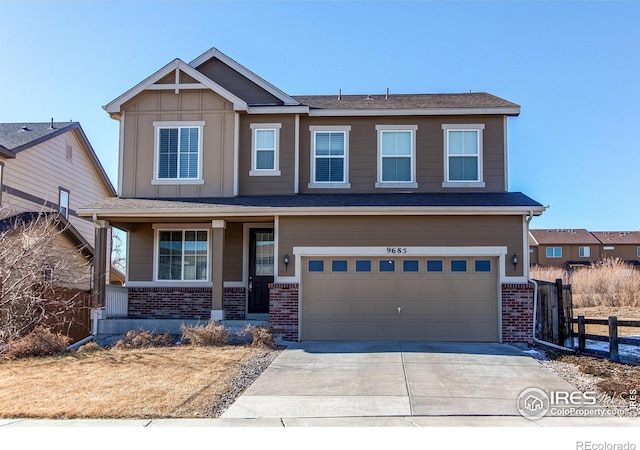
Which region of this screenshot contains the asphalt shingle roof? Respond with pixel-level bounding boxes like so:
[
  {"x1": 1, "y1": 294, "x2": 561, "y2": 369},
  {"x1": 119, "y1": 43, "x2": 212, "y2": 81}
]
[
  {"x1": 292, "y1": 92, "x2": 519, "y2": 111},
  {"x1": 591, "y1": 231, "x2": 640, "y2": 245},
  {"x1": 529, "y1": 229, "x2": 601, "y2": 245},
  {"x1": 0, "y1": 122, "x2": 78, "y2": 153},
  {"x1": 83, "y1": 192, "x2": 543, "y2": 211}
]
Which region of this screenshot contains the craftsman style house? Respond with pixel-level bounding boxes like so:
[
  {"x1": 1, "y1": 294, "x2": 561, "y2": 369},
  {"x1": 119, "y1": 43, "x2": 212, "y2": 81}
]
[{"x1": 81, "y1": 48, "x2": 545, "y2": 343}]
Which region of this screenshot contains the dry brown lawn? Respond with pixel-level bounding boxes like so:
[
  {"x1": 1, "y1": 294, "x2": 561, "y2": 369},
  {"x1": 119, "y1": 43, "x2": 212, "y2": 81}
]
[{"x1": 0, "y1": 345, "x2": 268, "y2": 419}]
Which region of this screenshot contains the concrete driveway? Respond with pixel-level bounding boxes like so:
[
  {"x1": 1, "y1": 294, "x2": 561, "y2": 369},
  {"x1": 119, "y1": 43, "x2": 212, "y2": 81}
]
[{"x1": 221, "y1": 341, "x2": 578, "y2": 421}]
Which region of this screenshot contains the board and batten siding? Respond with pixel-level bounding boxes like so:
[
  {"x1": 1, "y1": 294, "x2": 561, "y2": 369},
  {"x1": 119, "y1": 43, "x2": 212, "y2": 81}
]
[
  {"x1": 299, "y1": 115, "x2": 505, "y2": 194},
  {"x1": 1, "y1": 130, "x2": 112, "y2": 248},
  {"x1": 277, "y1": 215, "x2": 524, "y2": 277},
  {"x1": 120, "y1": 89, "x2": 236, "y2": 198}
]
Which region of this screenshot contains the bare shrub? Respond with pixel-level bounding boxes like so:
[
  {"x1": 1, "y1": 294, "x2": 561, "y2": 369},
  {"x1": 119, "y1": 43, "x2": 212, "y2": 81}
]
[
  {"x1": 75, "y1": 341, "x2": 103, "y2": 354},
  {"x1": 0, "y1": 209, "x2": 91, "y2": 345},
  {"x1": 2, "y1": 327, "x2": 71, "y2": 359},
  {"x1": 180, "y1": 321, "x2": 228, "y2": 346},
  {"x1": 531, "y1": 258, "x2": 640, "y2": 308},
  {"x1": 244, "y1": 325, "x2": 276, "y2": 348},
  {"x1": 112, "y1": 330, "x2": 175, "y2": 350}
]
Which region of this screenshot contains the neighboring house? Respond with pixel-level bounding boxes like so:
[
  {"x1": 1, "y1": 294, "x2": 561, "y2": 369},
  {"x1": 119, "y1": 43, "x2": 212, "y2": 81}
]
[
  {"x1": 529, "y1": 229, "x2": 640, "y2": 268},
  {"x1": 590, "y1": 231, "x2": 640, "y2": 267},
  {"x1": 80, "y1": 47, "x2": 545, "y2": 343},
  {"x1": 0, "y1": 122, "x2": 117, "y2": 339},
  {"x1": 529, "y1": 229, "x2": 601, "y2": 267}
]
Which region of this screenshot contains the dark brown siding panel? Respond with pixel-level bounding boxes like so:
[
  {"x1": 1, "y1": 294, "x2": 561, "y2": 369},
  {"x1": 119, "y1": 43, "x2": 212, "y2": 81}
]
[
  {"x1": 224, "y1": 222, "x2": 243, "y2": 282},
  {"x1": 238, "y1": 115, "x2": 296, "y2": 195},
  {"x1": 299, "y1": 115, "x2": 506, "y2": 194},
  {"x1": 196, "y1": 59, "x2": 282, "y2": 105},
  {"x1": 128, "y1": 223, "x2": 154, "y2": 282},
  {"x1": 278, "y1": 215, "x2": 524, "y2": 277}
]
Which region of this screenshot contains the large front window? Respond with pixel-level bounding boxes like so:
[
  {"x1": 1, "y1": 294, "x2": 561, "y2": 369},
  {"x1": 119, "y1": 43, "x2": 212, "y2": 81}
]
[
  {"x1": 376, "y1": 125, "x2": 417, "y2": 188},
  {"x1": 309, "y1": 126, "x2": 350, "y2": 188},
  {"x1": 157, "y1": 230, "x2": 208, "y2": 281},
  {"x1": 153, "y1": 121, "x2": 204, "y2": 183}
]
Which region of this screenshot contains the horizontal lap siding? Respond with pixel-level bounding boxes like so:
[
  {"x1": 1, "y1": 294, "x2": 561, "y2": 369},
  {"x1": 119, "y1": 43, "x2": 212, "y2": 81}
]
[
  {"x1": 278, "y1": 215, "x2": 524, "y2": 277},
  {"x1": 2, "y1": 132, "x2": 112, "y2": 247}
]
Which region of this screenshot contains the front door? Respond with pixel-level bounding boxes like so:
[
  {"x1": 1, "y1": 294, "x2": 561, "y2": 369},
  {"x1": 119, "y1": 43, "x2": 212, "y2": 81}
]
[{"x1": 248, "y1": 229, "x2": 274, "y2": 315}]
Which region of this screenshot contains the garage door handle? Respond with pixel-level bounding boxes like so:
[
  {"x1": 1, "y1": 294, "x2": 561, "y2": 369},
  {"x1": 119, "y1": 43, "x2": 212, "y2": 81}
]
[{"x1": 397, "y1": 307, "x2": 402, "y2": 313}]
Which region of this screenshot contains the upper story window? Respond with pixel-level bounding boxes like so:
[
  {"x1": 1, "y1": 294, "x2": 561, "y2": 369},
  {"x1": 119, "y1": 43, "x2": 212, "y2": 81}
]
[
  {"x1": 376, "y1": 125, "x2": 418, "y2": 188},
  {"x1": 546, "y1": 247, "x2": 562, "y2": 258},
  {"x1": 579, "y1": 246, "x2": 590, "y2": 258},
  {"x1": 152, "y1": 121, "x2": 205, "y2": 185},
  {"x1": 442, "y1": 124, "x2": 485, "y2": 188},
  {"x1": 637, "y1": 246, "x2": 640, "y2": 258},
  {"x1": 58, "y1": 188, "x2": 70, "y2": 218},
  {"x1": 309, "y1": 126, "x2": 351, "y2": 188},
  {"x1": 156, "y1": 229, "x2": 209, "y2": 281},
  {"x1": 250, "y1": 123, "x2": 281, "y2": 176}
]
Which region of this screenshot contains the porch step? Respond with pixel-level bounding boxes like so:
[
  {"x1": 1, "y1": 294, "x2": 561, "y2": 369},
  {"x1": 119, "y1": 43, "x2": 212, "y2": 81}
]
[{"x1": 94, "y1": 318, "x2": 270, "y2": 346}]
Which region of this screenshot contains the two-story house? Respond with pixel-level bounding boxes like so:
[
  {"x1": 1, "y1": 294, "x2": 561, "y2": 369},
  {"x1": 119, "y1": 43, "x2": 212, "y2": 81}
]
[
  {"x1": 81, "y1": 48, "x2": 545, "y2": 343},
  {"x1": 0, "y1": 121, "x2": 116, "y2": 339},
  {"x1": 529, "y1": 229, "x2": 640, "y2": 268}
]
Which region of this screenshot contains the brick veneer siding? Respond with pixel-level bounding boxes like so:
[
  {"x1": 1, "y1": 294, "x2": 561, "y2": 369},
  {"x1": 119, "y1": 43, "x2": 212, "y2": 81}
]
[
  {"x1": 269, "y1": 283, "x2": 299, "y2": 341},
  {"x1": 223, "y1": 287, "x2": 246, "y2": 320},
  {"x1": 128, "y1": 287, "x2": 212, "y2": 319},
  {"x1": 501, "y1": 283, "x2": 535, "y2": 343},
  {"x1": 127, "y1": 287, "x2": 247, "y2": 320}
]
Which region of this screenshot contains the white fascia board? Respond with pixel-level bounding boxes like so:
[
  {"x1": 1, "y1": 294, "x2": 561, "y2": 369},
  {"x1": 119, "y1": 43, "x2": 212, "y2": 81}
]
[
  {"x1": 528, "y1": 231, "x2": 539, "y2": 246},
  {"x1": 189, "y1": 47, "x2": 300, "y2": 106},
  {"x1": 247, "y1": 106, "x2": 310, "y2": 114},
  {"x1": 308, "y1": 107, "x2": 521, "y2": 117},
  {"x1": 78, "y1": 205, "x2": 546, "y2": 219},
  {"x1": 103, "y1": 59, "x2": 248, "y2": 114}
]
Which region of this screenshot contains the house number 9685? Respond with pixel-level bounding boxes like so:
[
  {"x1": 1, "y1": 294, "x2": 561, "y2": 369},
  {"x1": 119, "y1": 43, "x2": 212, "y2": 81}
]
[{"x1": 386, "y1": 247, "x2": 407, "y2": 254}]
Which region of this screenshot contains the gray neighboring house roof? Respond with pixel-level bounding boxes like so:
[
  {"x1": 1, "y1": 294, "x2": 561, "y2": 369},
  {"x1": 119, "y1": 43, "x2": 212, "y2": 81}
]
[
  {"x1": 292, "y1": 92, "x2": 520, "y2": 114},
  {"x1": 0, "y1": 122, "x2": 116, "y2": 196}
]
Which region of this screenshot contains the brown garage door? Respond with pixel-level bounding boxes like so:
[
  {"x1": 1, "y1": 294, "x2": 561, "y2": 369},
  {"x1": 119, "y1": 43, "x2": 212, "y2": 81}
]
[{"x1": 301, "y1": 256, "x2": 498, "y2": 342}]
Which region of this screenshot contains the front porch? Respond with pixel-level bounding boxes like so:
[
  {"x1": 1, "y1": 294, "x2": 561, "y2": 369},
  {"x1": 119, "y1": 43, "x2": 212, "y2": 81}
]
[{"x1": 93, "y1": 283, "x2": 299, "y2": 343}]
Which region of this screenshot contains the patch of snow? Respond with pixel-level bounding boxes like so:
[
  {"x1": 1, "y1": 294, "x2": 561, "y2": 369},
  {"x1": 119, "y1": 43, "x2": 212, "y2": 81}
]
[
  {"x1": 571, "y1": 335, "x2": 640, "y2": 363},
  {"x1": 522, "y1": 348, "x2": 547, "y2": 360}
]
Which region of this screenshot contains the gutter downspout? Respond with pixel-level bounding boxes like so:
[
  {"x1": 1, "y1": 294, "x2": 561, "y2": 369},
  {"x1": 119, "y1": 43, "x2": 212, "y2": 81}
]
[{"x1": 526, "y1": 211, "x2": 574, "y2": 352}]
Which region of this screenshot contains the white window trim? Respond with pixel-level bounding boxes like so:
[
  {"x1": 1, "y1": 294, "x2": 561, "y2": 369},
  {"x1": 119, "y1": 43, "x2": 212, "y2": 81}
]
[
  {"x1": 375, "y1": 125, "x2": 418, "y2": 188},
  {"x1": 442, "y1": 124, "x2": 485, "y2": 188},
  {"x1": 152, "y1": 121, "x2": 205, "y2": 185},
  {"x1": 59, "y1": 187, "x2": 70, "y2": 219},
  {"x1": 152, "y1": 226, "x2": 211, "y2": 283},
  {"x1": 579, "y1": 246, "x2": 591, "y2": 258},
  {"x1": 308, "y1": 125, "x2": 351, "y2": 189},
  {"x1": 250, "y1": 123, "x2": 281, "y2": 176},
  {"x1": 546, "y1": 247, "x2": 562, "y2": 258}
]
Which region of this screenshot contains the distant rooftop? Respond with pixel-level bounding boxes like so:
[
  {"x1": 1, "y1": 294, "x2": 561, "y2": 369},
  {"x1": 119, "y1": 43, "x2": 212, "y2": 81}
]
[
  {"x1": 0, "y1": 122, "x2": 78, "y2": 153},
  {"x1": 529, "y1": 229, "x2": 601, "y2": 245}
]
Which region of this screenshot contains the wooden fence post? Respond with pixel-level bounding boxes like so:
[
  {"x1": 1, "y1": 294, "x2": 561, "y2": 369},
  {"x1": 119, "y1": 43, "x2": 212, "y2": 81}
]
[
  {"x1": 578, "y1": 316, "x2": 586, "y2": 354},
  {"x1": 555, "y1": 278, "x2": 565, "y2": 345},
  {"x1": 609, "y1": 316, "x2": 619, "y2": 362}
]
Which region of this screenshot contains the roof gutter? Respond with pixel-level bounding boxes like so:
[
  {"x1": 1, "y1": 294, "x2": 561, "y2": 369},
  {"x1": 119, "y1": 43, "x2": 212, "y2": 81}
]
[{"x1": 78, "y1": 205, "x2": 546, "y2": 219}]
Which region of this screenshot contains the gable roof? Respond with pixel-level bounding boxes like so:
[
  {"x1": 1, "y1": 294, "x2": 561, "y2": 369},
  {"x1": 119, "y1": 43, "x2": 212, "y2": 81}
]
[
  {"x1": 0, "y1": 212, "x2": 94, "y2": 259},
  {"x1": 0, "y1": 122, "x2": 116, "y2": 196},
  {"x1": 189, "y1": 47, "x2": 299, "y2": 106},
  {"x1": 529, "y1": 229, "x2": 600, "y2": 245},
  {"x1": 591, "y1": 231, "x2": 640, "y2": 245},
  {"x1": 103, "y1": 59, "x2": 249, "y2": 117},
  {"x1": 293, "y1": 92, "x2": 521, "y2": 116}
]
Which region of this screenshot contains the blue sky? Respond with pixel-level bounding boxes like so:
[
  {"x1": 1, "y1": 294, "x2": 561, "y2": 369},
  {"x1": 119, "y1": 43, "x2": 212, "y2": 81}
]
[{"x1": 1, "y1": 1, "x2": 639, "y2": 231}]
